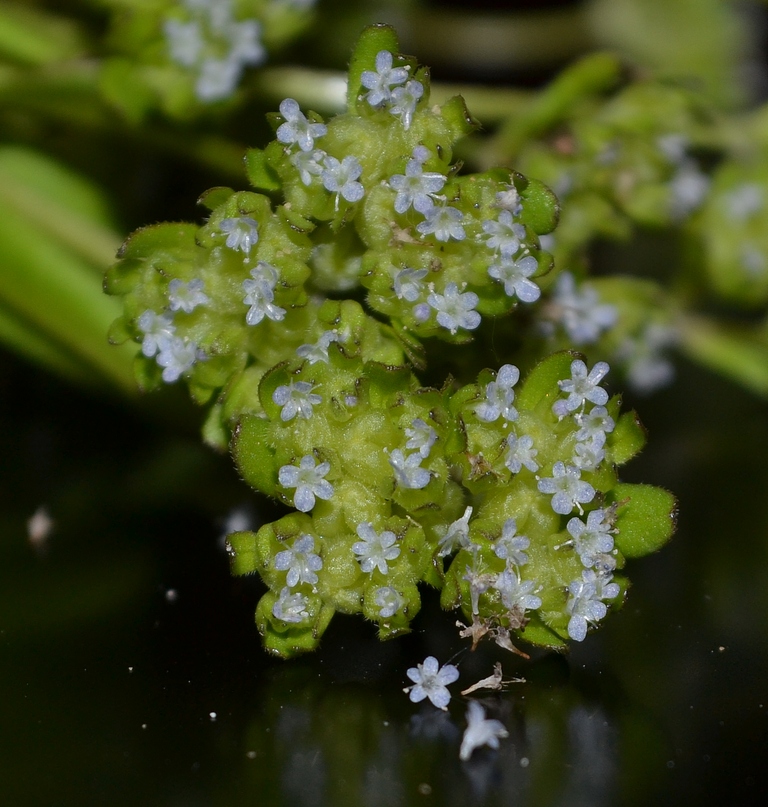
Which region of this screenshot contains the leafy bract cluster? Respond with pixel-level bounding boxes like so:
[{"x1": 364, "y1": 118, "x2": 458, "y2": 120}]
[{"x1": 105, "y1": 26, "x2": 675, "y2": 658}]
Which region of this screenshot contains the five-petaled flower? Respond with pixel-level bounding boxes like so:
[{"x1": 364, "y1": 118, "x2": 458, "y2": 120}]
[
  {"x1": 389, "y1": 151, "x2": 446, "y2": 214},
  {"x1": 537, "y1": 462, "x2": 595, "y2": 515},
  {"x1": 427, "y1": 283, "x2": 481, "y2": 334},
  {"x1": 278, "y1": 455, "x2": 334, "y2": 512},
  {"x1": 404, "y1": 656, "x2": 459, "y2": 710},
  {"x1": 554, "y1": 359, "x2": 610, "y2": 415},
  {"x1": 504, "y1": 433, "x2": 539, "y2": 474},
  {"x1": 273, "y1": 533, "x2": 323, "y2": 588},
  {"x1": 388, "y1": 448, "x2": 431, "y2": 489},
  {"x1": 493, "y1": 519, "x2": 529, "y2": 566},
  {"x1": 242, "y1": 262, "x2": 285, "y2": 325},
  {"x1": 374, "y1": 586, "x2": 404, "y2": 618},
  {"x1": 352, "y1": 523, "x2": 401, "y2": 574},
  {"x1": 417, "y1": 204, "x2": 466, "y2": 242},
  {"x1": 488, "y1": 253, "x2": 540, "y2": 302},
  {"x1": 566, "y1": 570, "x2": 619, "y2": 641},
  {"x1": 220, "y1": 216, "x2": 259, "y2": 255},
  {"x1": 475, "y1": 363, "x2": 520, "y2": 422},
  {"x1": 566, "y1": 509, "x2": 616, "y2": 568},
  {"x1": 276, "y1": 98, "x2": 327, "y2": 152},
  {"x1": 360, "y1": 50, "x2": 409, "y2": 107},
  {"x1": 168, "y1": 278, "x2": 209, "y2": 313},
  {"x1": 272, "y1": 380, "x2": 322, "y2": 421}
]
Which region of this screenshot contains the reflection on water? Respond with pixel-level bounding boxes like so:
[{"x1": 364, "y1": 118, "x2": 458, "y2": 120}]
[{"x1": 2, "y1": 354, "x2": 768, "y2": 806}]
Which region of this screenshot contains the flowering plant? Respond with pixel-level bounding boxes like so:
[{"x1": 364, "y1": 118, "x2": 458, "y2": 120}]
[{"x1": 105, "y1": 25, "x2": 676, "y2": 658}]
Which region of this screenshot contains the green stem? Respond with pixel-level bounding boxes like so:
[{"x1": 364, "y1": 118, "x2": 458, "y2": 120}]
[{"x1": 677, "y1": 314, "x2": 768, "y2": 398}]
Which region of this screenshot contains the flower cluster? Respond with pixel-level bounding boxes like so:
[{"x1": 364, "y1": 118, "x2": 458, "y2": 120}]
[{"x1": 107, "y1": 27, "x2": 675, "y2": 659}]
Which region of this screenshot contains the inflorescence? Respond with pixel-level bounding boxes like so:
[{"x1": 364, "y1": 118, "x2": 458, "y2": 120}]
[{"x1": 106, "y1": 26, "x2": 675, "y2": 660}]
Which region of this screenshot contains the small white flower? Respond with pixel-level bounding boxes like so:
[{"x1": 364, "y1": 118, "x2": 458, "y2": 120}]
[
  {"x1": 493, "y1": 519, "x2": 529, "y2": 566},
  {"x1": 566, "y1": 570, "x2": 619, "y2": 641},
  {"x1": 321, "y1": 155, "x2": 365, "y2": 204},
  {"x1": 352, "y1": 523, "x2": 401, "y2": 574},
  {"x1": 273, "y1": 534, "x2": 323, "y2": 588},
  {"x1": 272, "y1": 586, "x2": 310, "y2": 623},
  {"x1": 537, "y1": 462, "x2": 595, "y2": 515},
  {"x1": 572, "y1": 438, "x2": 605, "y2": 472},
  {"x1": 723, "y1": 182, "x2": 764, "y2": 222},
  {"x1": 164, "y1": 19, "x2": 203, "y2": 67},
  {"x1": 405, "y1": 656, "x2": 459, "y2": 710},
  {"x1": 272, "y1": 380, "x2": 322, "y2": 421},
  {"x1": 566, "y1": 509, "x2": 615, "y2": 568},
  {"x1": 227, "y1": 19, "x2": 265, "y2": 65},
  {"x1": 459, "y1": 701, "x2": 509, "y2": 761},
  {"x1": 389, "y1": 79, "x2": 423, "y2": 130},
  {"x1": 242, "y1": 262, "x2": 286, "y2": 325},
  {"x1": 389, "y1": 153, "x2": 447, "y2": 215},
  {"x1": 276, "y1": 98, "x2": 327, "y2": 152},
  {"x1": 548, "y1": 272, "x2": 617, "y2": 345},
  {"x1": 155, "y1": 335, "x2": 198, "y2": 383},
  {"x1": 475, "y1": 363, "x2": 519, "y2": 423},
  {"x1": 437, "y1": 506, "x2": 473, "y2": 557},
  {"x1": 427, "y1": 282, "x2": 481, "y2": 335},
  {"x1": 296, "y1": 330, "x2": 340, "y2": 364},
  {"x1": 360, "y1": 50, "x2": 409, "y2": 107},
  {"x1": 138, "y1": 310, "x2": 175, "y2": 358},
  {"x1": 504, "y1": 434, "x2": 539, "y2": 474},
  {"x1": 374, "y1": 586, "x2": 404, "y2": 618},
  {"x1": 278, "y1": 455, "x2": 334, "y2": 512},
  {"x1": 495, "y1": 183, "x2": 523, "y2": 216},
  {"x1": 616, "y1": 324, "x2": 677, "y2": 394},
  {"x1": 388, "y1": 449, "x2": 431, "y2": 490},
  {"x1": 669, "y1": 162, "x2": 710, "y2": 220},
  {"x1": 482, "y1": 210, "x2": 526, "y2": 257},
  {"x1": 417, "y1": 204, "x2": 466, "y2": 242},
  {"x1": 394, "y1": 267, "x2": 428, "y2": 302},
  {"x1": 554, "y1": 360, "x2": 610, "y2": 415},
  {"x1": 493, "y1": 570, "x2": 542, "y2": 613},
  {"x1": 290, "y1": 148, "x2": 326, "y2": 185},
  {"x1": 405, "y1": 417, "x2": 438, "y2": 458},
  {"x1": 573, "y1": 405, "x2": 615, "y2": 443},
  {"x1": 220, "y1": 216, "x2": 259, "y2": 255},
  {"x1": 488, "y1": 253, "x2": 540, "y2": 302},
  {"x1": 196, "y1": 57, "x2": 241, "y2": 102},
  {"x1": 168, "y1": 278, "x2": 209, "y2": 313}
]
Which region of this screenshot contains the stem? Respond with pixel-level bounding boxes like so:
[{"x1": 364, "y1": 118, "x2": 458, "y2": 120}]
[{"x1": 677, "y1": 314, "x2": 768, "y2": 398}]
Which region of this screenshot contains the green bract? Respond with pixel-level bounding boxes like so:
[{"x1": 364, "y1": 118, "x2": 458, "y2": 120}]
[{"x1": 106, "y1": 26, "x2": 675, "y2": 658}]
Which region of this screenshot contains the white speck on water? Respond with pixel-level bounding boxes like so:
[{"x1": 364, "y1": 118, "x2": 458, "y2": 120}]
[
  {"x1": 520, "y1": 757, "x2": 530, "y2": 768},
  {"x1": 128, "y1": 667, "x2": 134, "y2": 673},
  {"x1": 209, "y1": 712, "x2": 217, "y2": 722},
  {"x1": 165, "y1": 589, "x2": 178, "y2": 603},
  {"x1": 141, "y1": 724, "x2": 147, "y2": 730}
]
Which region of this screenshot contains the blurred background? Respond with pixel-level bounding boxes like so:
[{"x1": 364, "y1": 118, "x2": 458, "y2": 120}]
[{"x1": 1, "y1": 1, "x2": 768, "y2": 805}]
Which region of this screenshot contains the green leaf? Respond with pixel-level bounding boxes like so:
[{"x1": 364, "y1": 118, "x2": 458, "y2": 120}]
[
  {"x1": 245, "y1": 148, "x2": 281, "y2": 192},
  {"x1": 611, "y1": 411, "x2": 647, "y2": 466},
  {"x1": 197, "y1": 187, "x2": 234, "y2": 211},
  {"x1": 610, "y1": 483, "x2": 677, "y2": 558},
  {"x1": 517, "y1": 175, "x2": 560, "y2": 235},
  {"x1": 518, "y1": 621, "x2": 569, "y2": 651},
  {"x1": 346, "y1": 24, "x2": 400, "y2": 111},
  {"x1": 516, "y1": 351, "x2": 579, "y2": 411},
  {"x1": 231, "y1": 415, "x2": 278, "y2": 497},
  {"x1": 117, "y1": 222, "x2": 198, "y2": 261},
  {"x1": 227, "y1": 531, "x2": 260, "y2": 576}
]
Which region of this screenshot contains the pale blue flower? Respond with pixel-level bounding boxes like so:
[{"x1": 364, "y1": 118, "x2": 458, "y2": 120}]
[
  {"x1": 504, "y1": 434, "x2": 539, "y2": 474},
  {"x1": 537, "y1": 462, "x2": 595, "y2": 515},
  {"x1": 488, "y1": 253, "x2": 540, "y2": 302},
  {"x1": 389, "y1": 79, "x2": 423, "y2": 129},
  {"x1": 274, "y1": 534, "x2": 323, "y2": 587},
  {"x1": 427, "y1": 283, "x2": 481, "y2": 334},
  {"x1": 437, "y1": 505, "x2": 473, "y2": 557},
  {"x1": 138, "y1": 310, "x2": 175, "y2": 358},
  {"x1": 360, "y1": 50, "x2": 409, "y2": 107},
  {"x1": 352, "y1": 523, "x2": 401, "y2": 574},
  {"x1": 276, "y1": 98, "x2": 327, "y2": 152},
  {"x1": 493, "y1": 519, "x2": 529, "y2": 566},
  {"x1": 168, "y1": 278, "x2": 209, "y2": 313},
  {"x1": 272, "y1": 586, "x2": 310, "y2": 623},
  {"x1": 220, "y1": 216, "x2": 259, "y2": 254},
  {"x1": 278, "y1": 455, "x2": 334, "y2": 512},
  {"x1": 475, "y1": 363, "x2": 519, "y2": 422},
  {"x1": 405, "y1": 656, "x2": 459, "y2": 710},
  {"x1": 374, "y1": 586, "x2": 404, "y2": 618},
  {"x1": 388, "y1": 449, "x2": 431, "y2": 489},
  {"x1": 417, "y1": 204, "x2": 466, "y2": 242},
  {"x1": 321, "y1": 155, "x2": 365, "y2": 204},
  {"x1": 272, "y1": 381, "x2": 322, "y2": 421}
]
